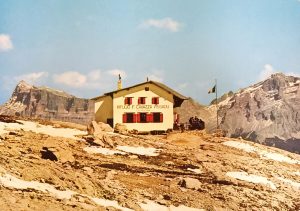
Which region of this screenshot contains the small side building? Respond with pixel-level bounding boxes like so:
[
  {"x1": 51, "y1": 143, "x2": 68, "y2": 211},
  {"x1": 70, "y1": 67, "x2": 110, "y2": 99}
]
[{"x1": 92, "y1": 79, "x2": 187, "y2": 132}]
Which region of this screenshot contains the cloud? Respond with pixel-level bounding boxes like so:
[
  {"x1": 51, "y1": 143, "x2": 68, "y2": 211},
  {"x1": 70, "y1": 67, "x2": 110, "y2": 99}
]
[
  {"x1": 176, "y1": 82, "x2": 188, "y2": 93},
  {"x1": 1, "y1": 68, "x2": 128, "y2": 101},
  {"x1": 53, "y1": 69, "x2": 127, "y2": 89},
  {"x1": 258, "y1": 64, "x2": 277, "y2": 81},
  {"x1": 140, "y1": 18, "x2": 182, "y2": 32},
  {"x1": 106, "y1": 69, "x2": 127, "y2": 78},
  {"x1": 178, "y1": 83, "x2": 188, "y2": 89},
  {"x1": 147, "y1": 70, "x2": 164, "y2": 82},
  {"x1": 286, "y1": 72, "x2": 300, "y2": 78},
  {"x1": 14, "y1": 72, "x2": 49, "y2": 85},
  {"x1": 0, "y1": 34, "x2": 13, "y2": 52},
  {"x1": 87, "y1": 70, "x2": 101, "y2": 81},
  {"x1": 53, "y1": 71, "x2": 87, "y2": 88},
  {"x1": 258, "y1": 64, "x2": 300, "y2": 81}
]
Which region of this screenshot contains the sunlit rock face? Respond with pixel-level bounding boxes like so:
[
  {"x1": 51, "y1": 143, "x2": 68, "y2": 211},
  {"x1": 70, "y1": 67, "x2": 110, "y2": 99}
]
[
  {"x1": 0, "y1": 81, "x2": 94, "y2": 125},
  {"x1": 218, "y1": 73, "x2": 300, "y2": 153}
]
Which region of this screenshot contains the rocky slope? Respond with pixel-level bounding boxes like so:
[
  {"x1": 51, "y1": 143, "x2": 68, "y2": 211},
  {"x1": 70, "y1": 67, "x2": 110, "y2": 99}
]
[
  {"x1": 0, "y1": 116, "x2": 299, "y2": 210},
  {"x1": 2, "y1": 75, "x2": 300, "y2": 154},
  {"x1": 175, "y1": 98, "x2": 210, "y2": 122},
  {"x1": 0, "y1": 81, "x2": 94, "y2": 125},
  {"x1": 217, "y1": 73, "x2": 300, "y2": 153}
]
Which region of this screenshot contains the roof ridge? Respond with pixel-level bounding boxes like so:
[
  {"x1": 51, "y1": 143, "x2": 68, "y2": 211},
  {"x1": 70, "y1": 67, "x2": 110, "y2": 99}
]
[{"x1": 91, "y1": 81, "x2": 188, "y2": 100}]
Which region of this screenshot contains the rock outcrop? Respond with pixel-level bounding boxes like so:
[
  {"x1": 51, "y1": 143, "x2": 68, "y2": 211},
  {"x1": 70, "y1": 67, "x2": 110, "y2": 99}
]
[
  {"x1": 0, "y1": 81, "x2": 94, "y2": 125},
  {"x1": 175, "y1": 98, "x2": 216, "y2": 129},
  {"x1": 217, "y1": 73, "x2": 300, "y2": 153},
  {"x1": 0, "y1": 117, "x2": 299, "y2": 210}
]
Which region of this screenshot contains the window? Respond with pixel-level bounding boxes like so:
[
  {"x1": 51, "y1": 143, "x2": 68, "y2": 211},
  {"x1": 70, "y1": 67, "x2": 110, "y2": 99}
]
[
  {"x1": 124, "y1": 97, "x2": 133, "y2": 105},
  {"x1": 123, "y1": 112, "x2": 163, "y2": 124},
  {"x1": 153, "y1": 112, "x2": 163, "y2": 123},
  {"x1": 145, "y1": 87, "x2": 150, "y2": 91},
  {"x1": 138, "y1": 113, "x2": 147, "y2": 123},
  {"x1": 138, "y1": 97, "x2": 146, "y2": 104},
  {"x1": 152, "y1": 97, "x2": 159, "y2": 104},
  {"x1": 123, "y1": 113, "x2": 135, "y2": 123},
  {"x1": 135, "y1": 113, "x2": 153, "y2": 123}
]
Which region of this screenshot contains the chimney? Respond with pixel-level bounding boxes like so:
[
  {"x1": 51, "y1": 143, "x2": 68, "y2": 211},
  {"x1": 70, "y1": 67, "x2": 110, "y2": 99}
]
[{"x1": 117, "y1": 74, "x2": 122, "y2": 90}]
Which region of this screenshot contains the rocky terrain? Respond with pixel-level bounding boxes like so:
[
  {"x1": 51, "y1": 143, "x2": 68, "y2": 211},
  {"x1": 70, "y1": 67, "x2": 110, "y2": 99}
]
[
  {"x1": 178, "y1": 73, "x2": 300, "y2": 154},
  {"x1": 0, "y1": 115, "x2": 299, "y2": 210},
  {"x1": 217, "y1": 73, "x2": 300, "y2": 153},
  {"x1": 1, "y1": 73, "x2": 300, "y2": 155},
  {"x1": 0, "y1": 81, "x2": 94, "y2": 125}
]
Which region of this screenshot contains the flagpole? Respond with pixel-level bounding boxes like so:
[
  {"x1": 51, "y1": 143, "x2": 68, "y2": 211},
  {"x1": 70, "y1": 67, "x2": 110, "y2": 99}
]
[{"x1": 215, "y1": 79, "x2": 219, "y2": 129}]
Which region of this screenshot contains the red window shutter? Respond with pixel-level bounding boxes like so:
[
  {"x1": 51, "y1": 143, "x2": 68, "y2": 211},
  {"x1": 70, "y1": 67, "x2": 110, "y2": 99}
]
[
  {"x1": 137, "y1": 113, "x2": 140, "y2": 123},
  {"x1": 146, "y1": 113, "x2": 152, "y2": 123},
  {"x1": 157, "y1": 98, "x2": 159, "y2": 104},
  {"x1": 160, "y1": 113, "x2": 163, "y2": 122},
  {"x1": 124, "y1": 98, "x2": 127, "y2": 104},
  {"x1": 123, "y1": 113, "x2": 127, "y2": 123},
  {"x1": 152, "y1": 98, "x2": 154, "y2": 104},
  {"x1": 133, "y1": 113, "x2": 137, "y2": 123},
  {"x1": 150, "y1": 113, "x2": 153, "y2": 122},
  {"x1": 138, "y1": 98, "x2": 141, "y2": 104},
  {"x1": 129, "y1": 98, "x2": 132, "y2": 105}
]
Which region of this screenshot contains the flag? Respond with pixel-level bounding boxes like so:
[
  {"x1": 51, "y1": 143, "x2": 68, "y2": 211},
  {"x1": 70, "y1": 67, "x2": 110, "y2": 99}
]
[{"x1": 208, "y1": 85, "x2": 216, "y2": 94}]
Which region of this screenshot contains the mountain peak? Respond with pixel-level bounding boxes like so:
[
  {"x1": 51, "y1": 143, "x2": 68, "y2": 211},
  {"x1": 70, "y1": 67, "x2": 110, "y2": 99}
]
[
  {"x1": 16, "y1": 80, "x2": 33, "y2": 90},
  {"x1": 267, "y1": 72, "x2": 300, "y2": 82},
  {"x1": 270, "y1": 72, "x2": 286, "y2": 78}
]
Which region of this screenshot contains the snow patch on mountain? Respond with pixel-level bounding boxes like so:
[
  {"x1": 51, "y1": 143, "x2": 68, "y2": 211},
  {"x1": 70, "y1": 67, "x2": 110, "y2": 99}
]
[
  {"x1": 226, "y1": 172, "x2": 276, "y2": 190},
  {"x1": 223, "y1": 141, "x2": 300, "y2": 164}
]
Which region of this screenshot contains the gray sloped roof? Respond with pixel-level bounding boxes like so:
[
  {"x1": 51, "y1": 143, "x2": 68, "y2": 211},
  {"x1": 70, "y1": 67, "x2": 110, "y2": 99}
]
[{"x1": 91, "y1": 80, "x2": 188, "y2": 101}]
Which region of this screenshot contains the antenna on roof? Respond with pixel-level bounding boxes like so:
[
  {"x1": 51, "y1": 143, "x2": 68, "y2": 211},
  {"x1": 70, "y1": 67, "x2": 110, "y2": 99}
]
[{"x1": 146, "y1": 77, "x2": 149, "y2": 82}]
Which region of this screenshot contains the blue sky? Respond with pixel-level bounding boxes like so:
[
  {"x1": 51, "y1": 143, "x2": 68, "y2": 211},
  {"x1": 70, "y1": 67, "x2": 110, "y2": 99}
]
[{"x1": 1, "y1": 0, "x2": 300, "y2": 105}]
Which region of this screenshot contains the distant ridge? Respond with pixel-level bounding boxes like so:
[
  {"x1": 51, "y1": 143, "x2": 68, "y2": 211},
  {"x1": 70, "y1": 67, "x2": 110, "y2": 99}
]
[
  {"x1": 217, "y1": 73, "x2": 300, "y2": 153},
  {"x1": 178, "y1": 73, "x2": 300, "y2": 154},
  {"x1": 0, "y1": 81, "x2": 94, "y2": 125}
]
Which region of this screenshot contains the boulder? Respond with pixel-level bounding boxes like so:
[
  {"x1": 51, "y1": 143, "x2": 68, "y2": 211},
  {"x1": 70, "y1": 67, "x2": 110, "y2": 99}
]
[
  {"x1": 85, "y1": 134, "x2": 114, "y2": 148},
  {"x1": 86, "y1": 121, "x2": 115, "y2": 148},
  {"x1": 0, "y1": 134, "x2": 5, "y2": 140},
  {"x1": 87, "y1": 121, "x2": 101, "y2": 135},
  {"x1": 57, "y1": 149, "x2": 75, "y2": 163},
  {"x1": 93, "y1": 138, "x2": 106, "y2": 147},
  {"x1": 178, "y1": 177, "x2": 202, "y2": 190},
  {"x1": 87, "y1": 121, "x2": 113, "y2": 135},
  {"x1": 97, "y1": 122, "x2": 114, "y2": 132},
  {"x1": 40, "y1": 147, "x2": 75, "y2": 163},
  {"x1": 102, "y1": 134, "x2": 114, "y2": 148},
  {"x1": 114, "y1": 123, "x2": 128, "y2": 134},
  {"x1": 40, "y1": 147, "x2": 58, "y2": 161}
]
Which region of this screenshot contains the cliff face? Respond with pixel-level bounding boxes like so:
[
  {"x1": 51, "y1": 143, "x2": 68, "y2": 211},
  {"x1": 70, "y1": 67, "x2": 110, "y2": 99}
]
[
  {"x1": 0, "y1": 81, "x2": 94, "y2": 125},
  {"x1": 218, "y1": 73, "x2": 300, "y2": 153}
]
